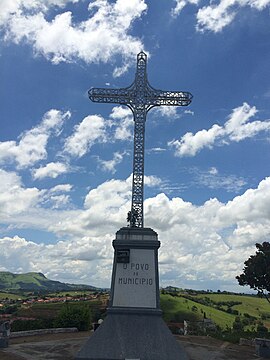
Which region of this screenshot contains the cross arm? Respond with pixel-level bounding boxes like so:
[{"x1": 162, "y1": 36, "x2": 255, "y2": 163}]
[
  {"x1": 88, "y1": 87, "x2": 134, "y2": 105},
  {"x1": 147, "y1": 88, "x2": 193, "y2": 107}
]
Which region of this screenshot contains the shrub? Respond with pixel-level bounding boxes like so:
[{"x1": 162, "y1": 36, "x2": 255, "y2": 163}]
[
  {"x1": 232, "y1": 317, "x2": 244, "y2": 331},
  {"x1": 54, "y1": 303, "x2": 92, "y2": 331}
]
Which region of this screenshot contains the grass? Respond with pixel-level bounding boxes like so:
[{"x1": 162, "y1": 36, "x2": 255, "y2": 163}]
[
  {"x1": 161, "y1": 294, "x2": 238, "y2": 329},
  {"x1": 17, "y1": 299, "x2": 102, "y2": 319},
  {"x1": 2, "y1": 284, "x2": 270, "y2": 332},
  {"x1": 189, "y1": 293, "x2": 270, "y2": 319},
  {"x1": 0, "y1": 292, "x2": 25, "y2": 300}
]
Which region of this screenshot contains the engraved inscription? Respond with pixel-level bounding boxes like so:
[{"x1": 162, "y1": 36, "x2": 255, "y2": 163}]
[
  {"x1": 119, "y1": 262, "x2": 153, "y2": 286},
  {"x1": 112, "y1": 248, "x2": 157, "y2": 308},
  {"x1": 118, "y1": 277, "x2": 153, "y2": 285}
]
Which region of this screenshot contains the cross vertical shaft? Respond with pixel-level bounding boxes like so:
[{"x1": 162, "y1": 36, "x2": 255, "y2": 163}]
[
  {"x1": 89, "y1": 52, "x2": 192, "y2": 228},
  {"x1": 130, "y1": 109, "x2": 146, "y2": 228}
]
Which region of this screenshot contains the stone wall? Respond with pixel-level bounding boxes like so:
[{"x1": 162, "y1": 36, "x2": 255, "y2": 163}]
[{"x1": 10, "y1": 327, "x2": 78, "y2": 338}]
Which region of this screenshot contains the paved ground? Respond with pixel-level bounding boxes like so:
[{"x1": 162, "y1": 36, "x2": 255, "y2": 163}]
[
  {"x1": 181, "y1": 336, "x2": 259, "y2": 360},
  {"x1": 0, "y1": 332, "x2": 261, "y2": 359}
]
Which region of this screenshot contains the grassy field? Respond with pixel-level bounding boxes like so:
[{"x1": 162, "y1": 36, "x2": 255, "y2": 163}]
[
  {"x1": 188, "y1": 293, "x2": 270, "y2": 318},
  {"x1": 17, "y1": 299, "x2": 102, "y2": 319},
  {"x1": 2, "y1": 288, "x2": 270, "y2": 332},
  {"x1": 0, "y1": 292, "x2": 25, "y2": 300},
  {"x1": 160, "y1": 294, "x2": 235, "y2": 329}
]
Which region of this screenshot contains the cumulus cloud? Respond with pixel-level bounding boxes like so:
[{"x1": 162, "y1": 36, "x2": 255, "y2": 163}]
[
  {"x1": 0, "y1": 105, "x2": 136, "y2": 172},
  {"x1": 63, "y1": 115, "x2": 107, "y2": 157},
  {"x1": 1, "y1": 173, "x2": 270, "y2": 289},
  {"x1": 32, "y1": 162, "x2": 70, "y2": 179},
  {"x1": 151, "y1": 106, "x2": 179, "y2": 119},
  {"x1": 49, "y1": 184, "x2": 73, "y2": 193},
  {"x1": 1, "y1": 0, "x2": 147, "y2": 75},
  {"x1": 171, "y1": 0, "x2": 199, "y2": 17},
  {"x1": 0, "y1": 235, "x2": 111, "y2": 286},
  {"x1": 196, "y1": 0, "x2": 270, "y2": 32},
  {"x1": 0, "y1": 169, "x2": 41, "y2": 216},
  {"x1": 144, "y1": 175, "x2": 163, "y2": 187},
  {"x1": 0, "y1": 169, "x2": 76, "y2": 230},
  {"x1": 41, "y1": 183, "x2": 73, "y2": 209},
  {"x1": 0, "y1": 168, "x2": 270, "y2": 290},
  {"x1": 63, "y1": 105, "x2": 134, "y2": 161},
  {"x1": 170, "y1": 0, "x2": 270, "y2": 32},
  {"x1": 97, "y1": 152, "x2": 125, "y2": 173},
  {"x1": 169, "y1": 103, "x2": 270, "y2": 157},
  {"x1": 109, "y1": 106, "x2": 134, "y2": 141},
  {"x1": 0, "y1": 110, "x2": 70, "y2": 168},
  {"x1": 0, "y1": 0, "x2": 79, "y2": 27}
]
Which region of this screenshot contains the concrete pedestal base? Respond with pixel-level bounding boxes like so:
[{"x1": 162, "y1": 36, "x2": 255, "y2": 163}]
[
  {"x1": 76, "y1": 310, "x2": 189, "y2": 360},
  {"x1": 76, "y1": 227, "x2": 189, "y2": 359}
]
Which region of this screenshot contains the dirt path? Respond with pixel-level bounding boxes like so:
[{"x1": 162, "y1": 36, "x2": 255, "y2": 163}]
[{"x1": 0, "y1": 332, "x2": 260, "y2": 360}]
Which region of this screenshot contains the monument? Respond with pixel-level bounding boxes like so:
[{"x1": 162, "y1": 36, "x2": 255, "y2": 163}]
[{"x1": 76, "y1": 52, "x2": 192, "y2": 360}]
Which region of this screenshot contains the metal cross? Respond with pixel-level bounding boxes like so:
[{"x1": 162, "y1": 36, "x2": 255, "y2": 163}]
[{"x1": 89, "y1": 52, "x2": 192, "y2": 228}]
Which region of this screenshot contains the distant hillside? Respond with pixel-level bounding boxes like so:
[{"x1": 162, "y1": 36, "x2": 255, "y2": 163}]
[
  {"x1": 0, "y1": 271, "x2": 97, "y2": 293},
  {"x1": 160, "y1": 291, "x2": 270, "y2": 330}
]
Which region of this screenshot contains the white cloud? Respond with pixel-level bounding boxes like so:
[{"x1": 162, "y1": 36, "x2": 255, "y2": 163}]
[
  {"x1": 169, "y1": 123, "x2": 223, "y2": 156},
  {"x1": 147, "y1": 147, "x2": 167, "y2": 153},
  {"x1": 184, "y1": 110, "x2": 195, "y2": 116},
  {"x1": 217, "y1": 177, "x2": 270, "y2": 225},
  {"x1": 41, "y1": 183, "x2": 73, "y2": 209},
  {"x1": 171, "y1": 0, "x2": 199, "y2": 17},
  {"x1": 97, "y1": 152, "x2": 125, "y2": 173},
  {"x1": 2, "y1": 0, "x2": 147, "y2": 75},
  {"x1": 169, "y1": 103, "x2": 270, "y2": 157},
  {"x1": 49, "y1": 184, "x2": 73, "y2": 193},
  {"x1": 84, "y1": 177, "x2": 131, "y2": 212},
  {"x1": 0, "y1": 0, "x2": 79, "y2": 27},
  {"x1": 0, "y1": 109, "x2": 70, "y2": 168},
  {"x1": 0, "y1": 169, "x2": 41, "y2": 216},
  {"x1": 109, "y1": 106, "x2": 134, "y2": 141},
  {"x1": 32, "y1": 162, "x2": 69, "y2": 179},
  {"x1": 170, "y1": 0, "x2": 270, "y2": 32},
  {"x1": 196, "y1": 0, "x2": 270, "y2": 32},
  {"x1": 209, "y1": 167, "x2": 218, "y2": 175},
  {"x1": 144, "y1": 175, "x2": 162, "y2": 187},
  {"x1": 151, "y1": 106, "x2": 179, "y2": 119},
  {"x1": 1, "y1": 174, "x2": 270, "y2": 289},
  {"x1": 49, "y1": 194, "x2": 71, "y2": 209},
  {"x1": 64, "y1": 114, "x2": 107, "y2": 157},
  {"x1": 0, "y1": 235, "x2": 110, "y2": 287},
  {"x1": 192, "y1": 167, "x2": 247, "y2": 192}
]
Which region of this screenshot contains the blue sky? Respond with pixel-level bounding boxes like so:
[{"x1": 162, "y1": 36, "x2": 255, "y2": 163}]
[{"x1": 0, "y1": 0, "x2": 270, "y2": 291}]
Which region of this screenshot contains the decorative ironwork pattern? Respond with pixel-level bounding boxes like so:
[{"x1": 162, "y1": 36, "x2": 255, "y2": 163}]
[{"x1": 89, "y1": 51, "x2": 192, "y2": 228}]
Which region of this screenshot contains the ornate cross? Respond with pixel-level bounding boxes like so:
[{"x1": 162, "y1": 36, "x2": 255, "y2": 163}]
[{"x1": 89, "y1": 52, "x2": 192, "y2": 228}]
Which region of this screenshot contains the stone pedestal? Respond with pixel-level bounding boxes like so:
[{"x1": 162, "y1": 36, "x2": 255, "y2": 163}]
[{"x1": 76, "y1": 227, "x2": 189, "y2": 360}]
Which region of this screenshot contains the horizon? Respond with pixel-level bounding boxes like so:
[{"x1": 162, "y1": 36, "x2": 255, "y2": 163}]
[
  {"x1": 0, "y1": 270, "x2": 257, "y2": 296},
  {"x1": 0, "y1": 0, "x2": 270, "y2": 293}
]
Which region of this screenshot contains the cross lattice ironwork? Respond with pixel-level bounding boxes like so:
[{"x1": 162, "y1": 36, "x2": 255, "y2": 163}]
[{"x1": 89, "y1": 51, "x2": 192, "y2": 228}]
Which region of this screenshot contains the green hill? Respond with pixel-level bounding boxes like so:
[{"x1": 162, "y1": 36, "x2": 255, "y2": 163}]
[
  {"x1": 0, "y1": 271, "x2": 96, "y2": 293},
  {"x1": 160, "y1": 292, "x2": 270, "y2": 330},
  {"x1": 161, "y1": 293, "x2": 235, "y2": 328}
]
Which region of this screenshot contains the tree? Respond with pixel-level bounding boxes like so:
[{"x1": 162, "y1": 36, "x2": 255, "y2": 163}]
[
  {"x1": 232, "y1": 316, "x2": 244, "y2": 331},
  {"x1": 236, "y1": 242, "x2": 270, "y2": 304},
  {"x1": 257, "y1": 321, "x2": 268, "y2": 335},
  {"x1": 54, "y1": 303, "x2": 92, "y2": 331}
]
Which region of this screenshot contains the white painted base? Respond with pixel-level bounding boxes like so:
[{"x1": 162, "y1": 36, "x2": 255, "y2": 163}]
[{"x1": 112, "y1": 248, "x2": 157, "y2": 308}]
